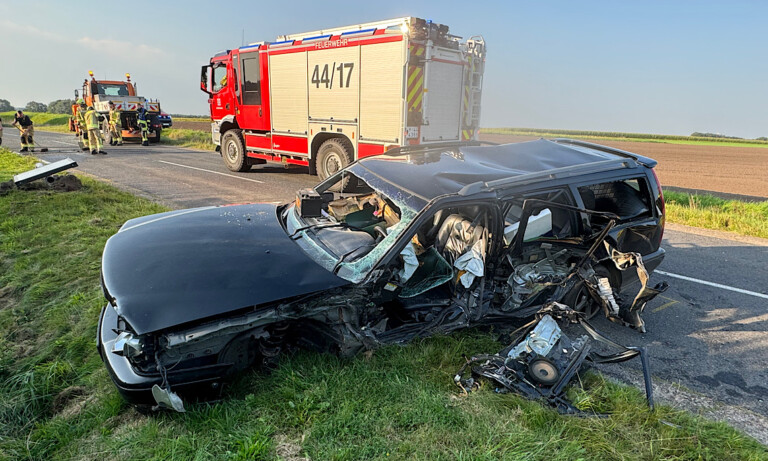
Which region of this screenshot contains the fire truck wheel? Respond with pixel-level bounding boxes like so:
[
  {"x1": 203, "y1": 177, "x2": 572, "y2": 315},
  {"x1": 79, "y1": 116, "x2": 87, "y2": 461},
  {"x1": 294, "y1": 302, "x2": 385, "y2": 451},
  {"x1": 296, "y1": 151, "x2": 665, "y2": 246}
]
[
  {"x1": 151, "y1": 128, "x2": 162, "y2": 143},
  {"x1": 317, "y1": 138, "x2": 353, "y2": 191},
  {"x1": 221, "y1": 129, "x2": 251, "y2": 172}
]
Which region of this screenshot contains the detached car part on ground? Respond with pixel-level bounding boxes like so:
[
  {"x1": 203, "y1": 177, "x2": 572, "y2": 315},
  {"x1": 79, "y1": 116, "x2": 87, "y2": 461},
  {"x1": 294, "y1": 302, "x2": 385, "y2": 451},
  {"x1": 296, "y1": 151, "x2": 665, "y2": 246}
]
[
  {"x1": 455, "y1": 302, "x2": 655, "y2": 415},
  {"x1": 97, "y1": 139, "x2": 667, "y2": 411}
]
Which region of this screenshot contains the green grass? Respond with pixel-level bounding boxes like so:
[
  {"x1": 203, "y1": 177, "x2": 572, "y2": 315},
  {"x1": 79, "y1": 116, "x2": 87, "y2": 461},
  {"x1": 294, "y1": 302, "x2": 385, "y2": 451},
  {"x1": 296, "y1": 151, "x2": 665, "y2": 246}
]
[
  {"x1": 664, "y1": 191, "x2": 768, "y2": 239},
  {"x1": 160, "y1": 128, "x2": 216, "y2": 150},
  {"x1": 0, "y1": 111, "x2": 71, "y2": 128},
  {"x1": 0, "y1": 148, "x2": 766, "y2": 459},
  {"x1": 1, "y1": 111, "x2": 72, "y2": 135},
  {"x1": 482, "y1": 127, "x2": 768, "y2": 148}
]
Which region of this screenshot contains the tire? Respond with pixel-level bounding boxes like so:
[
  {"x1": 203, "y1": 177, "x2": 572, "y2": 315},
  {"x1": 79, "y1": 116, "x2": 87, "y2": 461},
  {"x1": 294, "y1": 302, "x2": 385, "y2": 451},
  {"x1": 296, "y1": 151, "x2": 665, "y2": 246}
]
[
  {"x1": 316, "y1": 138, "x2": 354, "y2": 191},
  {"x1": 562, "y1": 265, "x2": 612, "y2": 320},
  {"x1": 221, "y1": 129, "x2": 250, "y2": 172},
  {"x1": 562, "y1": 282, "x2": 601, "y2": 320},
  {"x1": 150, "y1": 127, "x2": 162, "y2": 143}
]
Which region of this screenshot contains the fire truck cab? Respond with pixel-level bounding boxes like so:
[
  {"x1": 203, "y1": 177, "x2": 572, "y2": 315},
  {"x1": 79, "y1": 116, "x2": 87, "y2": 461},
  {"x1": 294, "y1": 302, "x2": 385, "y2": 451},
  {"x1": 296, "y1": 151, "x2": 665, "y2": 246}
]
[{"x1": 201, "y1": 17, "x2": 485, "y2": 179}]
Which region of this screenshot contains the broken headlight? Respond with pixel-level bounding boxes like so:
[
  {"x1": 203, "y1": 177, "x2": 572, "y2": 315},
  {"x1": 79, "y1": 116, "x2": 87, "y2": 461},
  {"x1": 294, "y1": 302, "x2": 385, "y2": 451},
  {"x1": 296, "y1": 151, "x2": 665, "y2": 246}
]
[{"x1": 112, "y1": 331, "x2": 144, "y2": 358}]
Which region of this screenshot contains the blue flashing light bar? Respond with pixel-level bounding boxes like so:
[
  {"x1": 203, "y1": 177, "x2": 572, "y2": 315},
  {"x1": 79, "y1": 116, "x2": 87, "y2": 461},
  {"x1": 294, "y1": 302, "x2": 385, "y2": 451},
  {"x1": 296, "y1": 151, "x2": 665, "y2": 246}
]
[
  {"x1": 302, "y1": 34, "x2": 332, "y2": 42},
  {"x1": 341, "y1": 28, "x2": 376, "y2": 36}
]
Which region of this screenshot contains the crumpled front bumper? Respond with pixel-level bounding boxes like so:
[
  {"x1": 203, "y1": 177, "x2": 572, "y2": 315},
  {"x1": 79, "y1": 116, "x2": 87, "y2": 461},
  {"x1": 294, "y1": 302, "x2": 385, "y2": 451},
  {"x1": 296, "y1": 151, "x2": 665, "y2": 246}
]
[{"x1": 97, "y1": 304, "x2": 228, "y2": 405}]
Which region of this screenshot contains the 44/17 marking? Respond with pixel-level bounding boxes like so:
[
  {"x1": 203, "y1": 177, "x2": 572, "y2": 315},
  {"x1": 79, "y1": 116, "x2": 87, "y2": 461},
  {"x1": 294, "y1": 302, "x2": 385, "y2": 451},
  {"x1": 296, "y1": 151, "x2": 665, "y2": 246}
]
[{"x1": 311, "y1": 62, "x2": 354, "y2": 89}]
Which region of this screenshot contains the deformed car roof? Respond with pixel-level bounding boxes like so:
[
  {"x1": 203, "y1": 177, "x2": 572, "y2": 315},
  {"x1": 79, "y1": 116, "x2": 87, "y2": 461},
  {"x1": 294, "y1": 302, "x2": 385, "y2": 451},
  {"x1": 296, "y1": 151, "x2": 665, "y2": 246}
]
[{"x1": 355, "y1": 139, "x2": 655, "y2": 201}]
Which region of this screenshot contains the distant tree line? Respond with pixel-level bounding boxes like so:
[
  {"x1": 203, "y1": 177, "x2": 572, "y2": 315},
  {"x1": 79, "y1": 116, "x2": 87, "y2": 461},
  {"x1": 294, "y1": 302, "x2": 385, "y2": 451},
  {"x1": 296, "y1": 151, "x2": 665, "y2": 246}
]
[
  {"x1": 0, "y1": 98, "x2": 75, "y2": 114},
  {"x1": 690, "y1": 132, "x2": 743, "y2": 140}
]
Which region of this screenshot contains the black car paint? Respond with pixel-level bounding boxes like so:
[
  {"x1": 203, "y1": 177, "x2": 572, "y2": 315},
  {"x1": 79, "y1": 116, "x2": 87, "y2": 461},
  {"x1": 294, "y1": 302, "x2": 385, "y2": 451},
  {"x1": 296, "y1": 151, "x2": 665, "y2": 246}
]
[{"x1": 101, "y1": 203, "x2": 349, "y2": 335}]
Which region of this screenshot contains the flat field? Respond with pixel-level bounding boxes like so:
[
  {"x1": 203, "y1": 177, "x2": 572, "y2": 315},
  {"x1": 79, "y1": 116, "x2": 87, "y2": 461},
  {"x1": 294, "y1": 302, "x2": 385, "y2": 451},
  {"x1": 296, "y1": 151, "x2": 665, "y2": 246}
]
[{"x1": 479, "y1": 133, "x2": 768, "y2": 199}]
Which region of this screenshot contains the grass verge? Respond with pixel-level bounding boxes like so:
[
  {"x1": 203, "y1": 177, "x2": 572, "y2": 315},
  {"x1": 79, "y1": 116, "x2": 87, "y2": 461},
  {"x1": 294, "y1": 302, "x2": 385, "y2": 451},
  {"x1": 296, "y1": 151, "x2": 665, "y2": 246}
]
[
  {"x1": 482, "y1": 127, "x2": 768, "y2": 148},
  {"x1": 664, "y1": 191, "x2": 768, "y2": 239},
  {"x1": 160, "y1": 128, "x2": 216, "y2": 150},
  {"x1": 0, "y1": 148, "x2": 766, "y2": 459}
]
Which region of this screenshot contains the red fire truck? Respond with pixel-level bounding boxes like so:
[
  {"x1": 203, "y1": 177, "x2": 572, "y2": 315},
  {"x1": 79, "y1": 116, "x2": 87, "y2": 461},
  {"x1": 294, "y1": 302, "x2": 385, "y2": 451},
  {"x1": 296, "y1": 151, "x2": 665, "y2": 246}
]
[{"x1": 200, "y1": 17, "x2": 485, "y2": 179}]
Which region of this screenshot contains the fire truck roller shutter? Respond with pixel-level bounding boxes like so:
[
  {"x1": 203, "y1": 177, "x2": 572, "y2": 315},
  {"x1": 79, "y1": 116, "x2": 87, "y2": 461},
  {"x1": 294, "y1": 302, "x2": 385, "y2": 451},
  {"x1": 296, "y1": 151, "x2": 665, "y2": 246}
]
[
  {"x1": 421, "y1": 58, "x2": 463, "y2": 142},
  {"x1": 269, "y1": 51, "x2": 309, "y2": 134},
  {"x1": 359, "y1": 40, "x2": 405, "y2": 144},
  {"x1": 308, "y1": 46, "x2": 360, "y2": 123}
]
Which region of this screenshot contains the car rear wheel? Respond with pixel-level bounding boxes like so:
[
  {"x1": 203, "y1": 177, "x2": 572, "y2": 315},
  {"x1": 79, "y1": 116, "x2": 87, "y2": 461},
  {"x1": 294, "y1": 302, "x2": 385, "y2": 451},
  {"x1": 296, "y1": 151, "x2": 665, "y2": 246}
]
[
  {"x1": 317, "y1": 138, "x2": 353, "y2": 191},
  {"x1": 221, "y1": 129, "x2": 250, "y2": 172},
  {"x1": 563, "y1": 265, "x2": 613, "y2": 320}
]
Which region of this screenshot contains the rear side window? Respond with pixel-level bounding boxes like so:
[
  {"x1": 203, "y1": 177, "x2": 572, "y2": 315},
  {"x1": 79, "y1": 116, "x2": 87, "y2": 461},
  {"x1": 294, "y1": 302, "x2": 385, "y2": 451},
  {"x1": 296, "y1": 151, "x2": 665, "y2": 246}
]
[{"x1": 578, "y1": 178, "x2": 651, "y2": 220}]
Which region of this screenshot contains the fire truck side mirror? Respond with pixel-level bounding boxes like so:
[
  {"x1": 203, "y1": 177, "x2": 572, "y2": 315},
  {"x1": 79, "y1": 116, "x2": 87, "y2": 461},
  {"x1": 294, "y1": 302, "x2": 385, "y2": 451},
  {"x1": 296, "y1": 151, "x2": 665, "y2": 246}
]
[{"x1": 200, "y1": 65, "x2": 212, "y2": 95}]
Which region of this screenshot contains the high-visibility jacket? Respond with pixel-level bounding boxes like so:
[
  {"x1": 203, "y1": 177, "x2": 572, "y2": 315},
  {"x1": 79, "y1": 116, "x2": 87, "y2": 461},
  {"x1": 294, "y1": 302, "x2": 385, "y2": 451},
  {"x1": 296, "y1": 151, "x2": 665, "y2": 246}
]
[
  {"x1": 109, "y1": 108, "x2": 122, "y2": 126},
  {"x1": 76, "y1": 106, "x2": 87, "y2": 126},
  {"x1": 85, "y1": 109, "x2": 100, "y2": 130}
]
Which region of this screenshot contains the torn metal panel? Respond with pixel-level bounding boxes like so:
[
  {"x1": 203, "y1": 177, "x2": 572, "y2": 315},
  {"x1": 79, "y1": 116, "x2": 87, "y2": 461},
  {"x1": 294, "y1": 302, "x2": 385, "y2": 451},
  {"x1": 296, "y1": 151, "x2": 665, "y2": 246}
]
[
  {"x1": 589, "y1": 241, "x2": 669, "y2": 333},
  {"x1": 13, "y1": 158, "x2": 78, "y2": 186}
]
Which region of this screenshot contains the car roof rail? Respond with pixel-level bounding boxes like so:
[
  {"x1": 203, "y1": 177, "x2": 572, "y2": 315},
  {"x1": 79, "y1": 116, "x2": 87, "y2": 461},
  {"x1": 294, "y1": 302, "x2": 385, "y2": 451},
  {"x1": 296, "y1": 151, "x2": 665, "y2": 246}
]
[
  {"x1": 458, "y1": 158, "x2": 636, "y2": 196},
  {"x1": 550, "y1": 138, "x2": 658, "y2": 168},
  {"x1": 382, "y1": 140, "x2": 498, "y2": 157}
]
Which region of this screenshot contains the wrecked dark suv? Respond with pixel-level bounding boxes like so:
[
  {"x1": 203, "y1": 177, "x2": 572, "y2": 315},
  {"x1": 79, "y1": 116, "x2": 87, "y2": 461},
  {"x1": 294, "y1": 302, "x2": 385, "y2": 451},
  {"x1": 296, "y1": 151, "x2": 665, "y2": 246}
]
[{"x1": 97, "y1": 139, "x2": 667, "y2": 410}]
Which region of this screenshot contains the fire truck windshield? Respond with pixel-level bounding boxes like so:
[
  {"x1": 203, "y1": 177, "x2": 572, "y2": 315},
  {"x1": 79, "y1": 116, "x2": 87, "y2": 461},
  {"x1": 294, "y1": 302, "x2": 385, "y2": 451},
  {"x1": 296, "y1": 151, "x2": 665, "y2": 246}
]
[{"x1": 96, "y1": 83, "x2": 130, "y2": 97}]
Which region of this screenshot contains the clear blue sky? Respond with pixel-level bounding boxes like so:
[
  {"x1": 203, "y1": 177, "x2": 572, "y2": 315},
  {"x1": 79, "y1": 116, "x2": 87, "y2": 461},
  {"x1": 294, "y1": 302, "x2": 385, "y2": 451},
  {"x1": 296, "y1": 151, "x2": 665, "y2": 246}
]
[{"x1": 1, "y1": 0, "x2": 766, "y2": 138}]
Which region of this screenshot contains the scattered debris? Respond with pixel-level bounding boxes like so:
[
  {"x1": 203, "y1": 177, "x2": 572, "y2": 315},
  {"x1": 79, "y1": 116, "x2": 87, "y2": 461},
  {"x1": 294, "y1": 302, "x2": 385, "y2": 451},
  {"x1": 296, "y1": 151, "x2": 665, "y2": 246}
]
[
  {"x1": 455, "y1": 302, "x2": 655, "y2": 414},
  {"x1": 0, "y1": 174, "x2": 82, "y2": 195}
]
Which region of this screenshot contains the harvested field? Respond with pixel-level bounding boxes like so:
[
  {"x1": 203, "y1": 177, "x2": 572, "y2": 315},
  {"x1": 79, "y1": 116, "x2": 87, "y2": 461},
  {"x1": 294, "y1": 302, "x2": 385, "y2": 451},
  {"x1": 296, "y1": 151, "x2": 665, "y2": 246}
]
[
  {"x1": 172, "y1": 120, "x2": 210, "y2": 131},
  {"x1": 480, "y1": 133, "x2": 768, "y2": 199}
]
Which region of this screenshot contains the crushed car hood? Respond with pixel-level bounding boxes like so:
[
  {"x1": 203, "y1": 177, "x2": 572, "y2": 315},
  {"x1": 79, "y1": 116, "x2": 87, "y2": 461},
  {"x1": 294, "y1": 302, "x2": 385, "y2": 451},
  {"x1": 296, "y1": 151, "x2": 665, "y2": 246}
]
[{"x1": 102, "y1": 204, "x2": 349, "y2": 335}]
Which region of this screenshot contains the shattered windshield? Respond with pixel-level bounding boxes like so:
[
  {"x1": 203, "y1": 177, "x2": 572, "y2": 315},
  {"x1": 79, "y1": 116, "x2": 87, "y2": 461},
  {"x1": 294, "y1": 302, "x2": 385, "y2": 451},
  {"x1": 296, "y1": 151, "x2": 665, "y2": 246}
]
[{"x1": 284, "y1": 166, "x2": 424, "y2": 284}]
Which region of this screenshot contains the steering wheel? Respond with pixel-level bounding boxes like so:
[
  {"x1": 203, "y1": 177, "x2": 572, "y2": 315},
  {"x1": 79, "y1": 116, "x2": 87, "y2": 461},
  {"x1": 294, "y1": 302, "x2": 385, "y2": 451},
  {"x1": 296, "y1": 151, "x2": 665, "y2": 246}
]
[{"x1": 373, "y1": 226, "x2": 388, "y2": 243}]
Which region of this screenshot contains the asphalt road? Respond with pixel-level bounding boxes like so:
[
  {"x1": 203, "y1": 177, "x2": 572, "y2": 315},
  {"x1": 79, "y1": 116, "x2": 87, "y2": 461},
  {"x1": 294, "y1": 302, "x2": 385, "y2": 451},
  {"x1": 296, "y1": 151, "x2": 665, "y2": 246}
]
[{"x1": 27, "y1": 130, "x2": 768, "y2": 439}]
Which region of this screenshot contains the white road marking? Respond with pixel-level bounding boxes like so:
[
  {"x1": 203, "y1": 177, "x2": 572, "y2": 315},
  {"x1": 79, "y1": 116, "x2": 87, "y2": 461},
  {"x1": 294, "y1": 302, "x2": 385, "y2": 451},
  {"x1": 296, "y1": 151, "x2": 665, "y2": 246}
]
[
  {"x1": 49, "y1": 139, "x2": 79, "y2": 146},
  {"x1": 656, "y1": 270, "x2": 768, "y2": 300},
  {"x1": 158, "y1": 161, "x2": 264, "y2": 184}
]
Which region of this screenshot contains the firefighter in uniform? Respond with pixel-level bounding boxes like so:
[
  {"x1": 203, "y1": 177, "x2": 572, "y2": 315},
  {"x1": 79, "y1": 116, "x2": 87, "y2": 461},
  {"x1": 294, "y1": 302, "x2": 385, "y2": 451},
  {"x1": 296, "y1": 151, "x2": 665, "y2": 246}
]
[
  {"x1": 12, "y1": 110, "x2": 35, "y2": 153},
  {"x1": 107, "y1": 101, "x2": 123, "y2": 145},
  {"x1": 76, "y1": 99, "x2": 89, "y2": 150},
  {"x1": 84, "y1": 106, "x2": 107, "y2": 155},
  {"x1": 136, "y1": 103, "x2": 150, "y2": 146}
]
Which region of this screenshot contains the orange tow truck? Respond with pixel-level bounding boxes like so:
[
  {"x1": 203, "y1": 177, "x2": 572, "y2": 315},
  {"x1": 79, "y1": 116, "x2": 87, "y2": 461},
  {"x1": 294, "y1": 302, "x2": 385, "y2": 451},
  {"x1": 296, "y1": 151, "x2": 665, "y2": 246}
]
[{"x1": 69, "y1": 71, "x2": 163, "y2": 146}]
